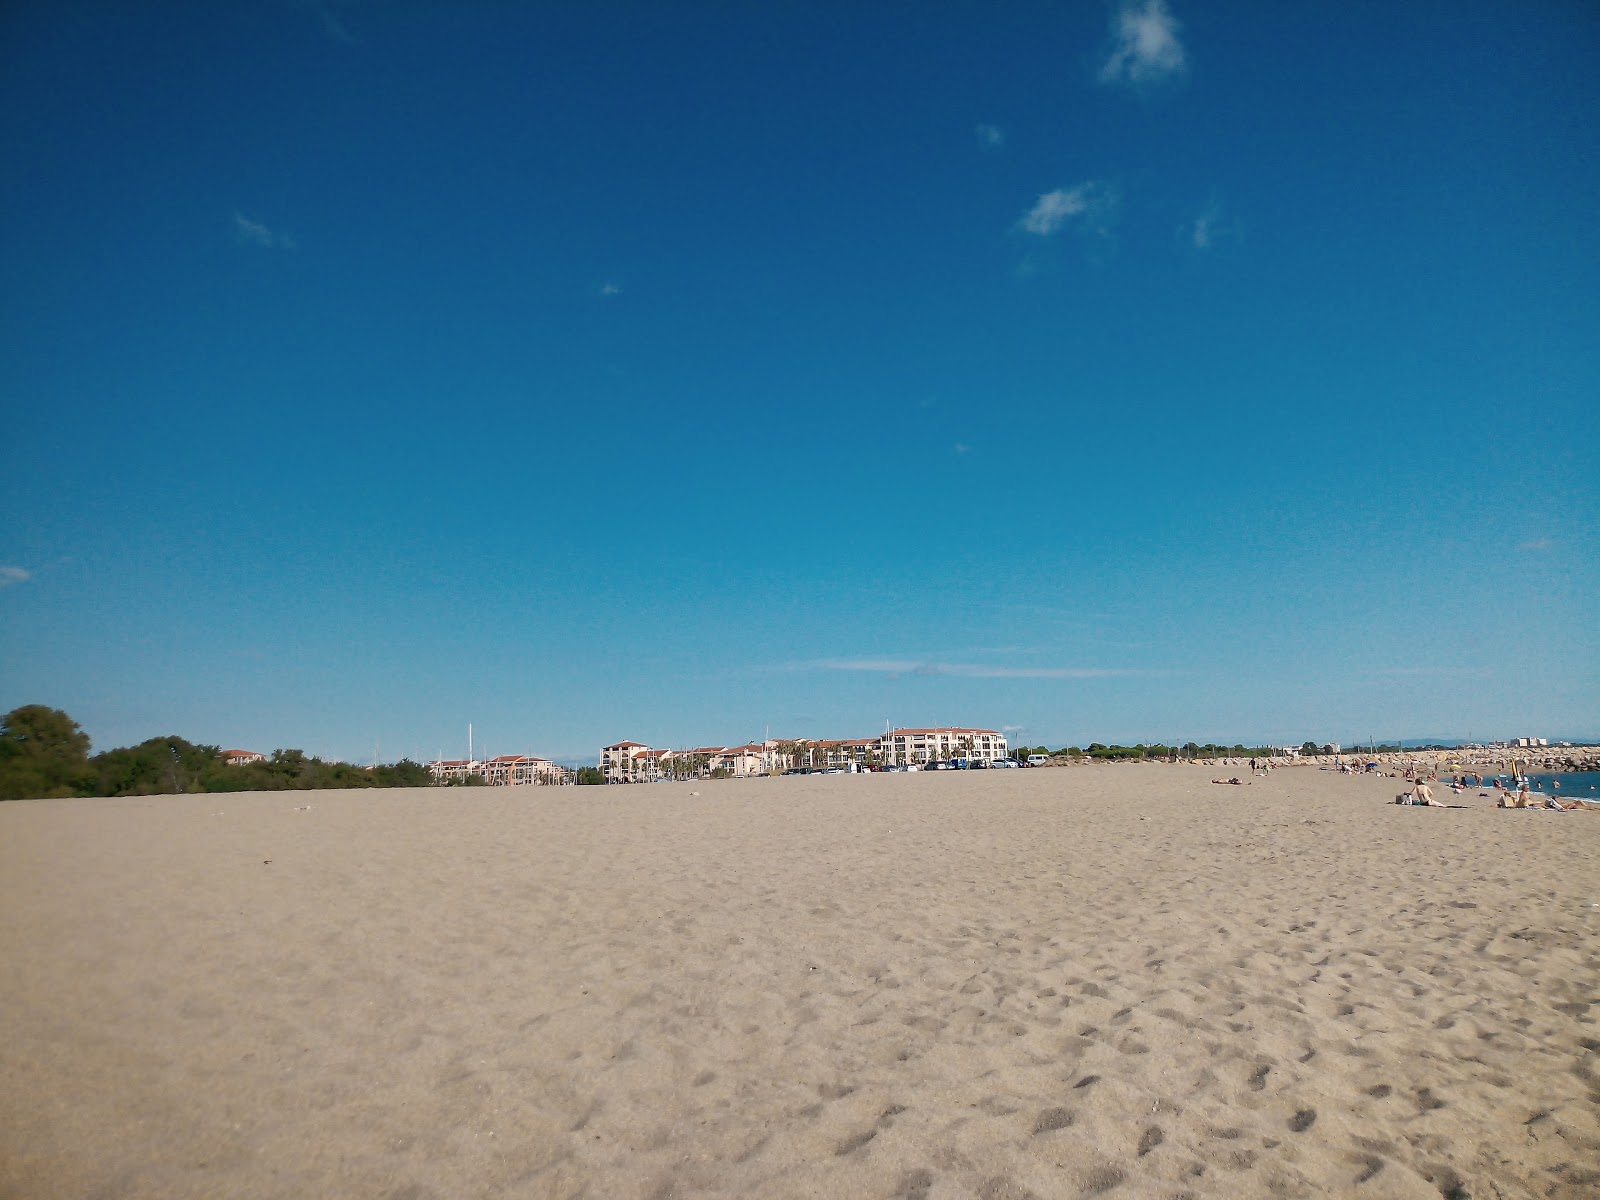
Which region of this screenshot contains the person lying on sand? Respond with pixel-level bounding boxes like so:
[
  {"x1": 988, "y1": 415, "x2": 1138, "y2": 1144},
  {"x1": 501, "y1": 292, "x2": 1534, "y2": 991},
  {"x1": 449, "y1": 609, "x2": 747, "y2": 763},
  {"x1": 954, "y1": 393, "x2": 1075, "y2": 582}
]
[
  {"x1": 1211, "y1": 777, "x2": 1244, "y2": 785},
  {"x1": 1394, "y1": 783, "x2": 1465, "y2": 808},
  {"x1": 1409, "y1": 780, "x2": 1447, "y2": 807}
]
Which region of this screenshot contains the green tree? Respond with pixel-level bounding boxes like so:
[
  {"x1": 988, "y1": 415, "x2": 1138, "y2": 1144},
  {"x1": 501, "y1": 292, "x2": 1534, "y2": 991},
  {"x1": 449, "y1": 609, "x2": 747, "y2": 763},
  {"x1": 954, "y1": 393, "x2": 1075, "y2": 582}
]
[
  {"x1": 373, "y1": 759, "x2": 432, "y2": 787},
  {"x1": 91, "y1": 736, "x2": 220, "y2": 796},
  {"x1": 0, "y1": 705, "x2": 94, "y2": 799},
  {"x1": 574, "y1": 767, "x2": 607, "y2": 785}
]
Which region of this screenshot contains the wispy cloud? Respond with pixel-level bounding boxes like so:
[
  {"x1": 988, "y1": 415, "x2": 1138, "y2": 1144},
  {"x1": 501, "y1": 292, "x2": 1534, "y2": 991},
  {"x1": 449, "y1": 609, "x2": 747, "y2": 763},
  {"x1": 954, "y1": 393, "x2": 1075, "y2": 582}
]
[
  {"x1": 1182, "y1": 200, "x2": 1241, "y2": 252},
  {"x1": 809, "y1": 658, "x2": 1147, "y2": 680},
  {"x1": 1517, "y1": 537, "x2": 1554, "y2": 552},
  {"x1": 318, "y1": 7, "x2": 358, "y2": 45},
  {"x1": 1017, "y1": 182, "x2": 1117, "y2": 237},
  {"x1": 975, "y1": 123, "x2": 1005, "y2": 150},
  {"x1": 598, "y1": 282, "x2": 623, "y2": 296},
  {"x1": 1371, "y1": 666, "x2": 1493, "y2": 679},
  {"x1": 1099, "y1": 0, "x2": 1187, "y2": 88},
  {"x1": 0, "y1": 566, "x2": 31, "y2": 588},
  {"x1": 233, "y1": 212, "x2": 296, "y2": 250}
]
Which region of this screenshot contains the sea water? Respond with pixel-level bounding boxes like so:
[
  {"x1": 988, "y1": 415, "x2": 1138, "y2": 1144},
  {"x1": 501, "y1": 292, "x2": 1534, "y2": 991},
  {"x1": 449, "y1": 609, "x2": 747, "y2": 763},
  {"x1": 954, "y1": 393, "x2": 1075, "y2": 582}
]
[
  {"x1": 1524, "y1": 771, "x2": 1600, "y2": 795},
  {"x1": 1452, "y1": 770, "x2": 1600, "y2": 795}
]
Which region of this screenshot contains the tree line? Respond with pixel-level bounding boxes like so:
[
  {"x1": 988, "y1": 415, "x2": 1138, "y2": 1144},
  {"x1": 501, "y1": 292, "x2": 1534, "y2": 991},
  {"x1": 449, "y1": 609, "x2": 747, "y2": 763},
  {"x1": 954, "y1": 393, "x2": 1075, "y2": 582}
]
[{"x1": 0, "y1": 705, "x2": 433, "y2": 801}]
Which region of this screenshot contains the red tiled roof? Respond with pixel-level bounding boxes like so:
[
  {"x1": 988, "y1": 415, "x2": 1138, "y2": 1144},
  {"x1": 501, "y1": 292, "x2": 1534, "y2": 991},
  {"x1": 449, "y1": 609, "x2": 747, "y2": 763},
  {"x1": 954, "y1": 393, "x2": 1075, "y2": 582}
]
[{"x1": 603, "y1": 740, "x2": 648, "y2": 749}]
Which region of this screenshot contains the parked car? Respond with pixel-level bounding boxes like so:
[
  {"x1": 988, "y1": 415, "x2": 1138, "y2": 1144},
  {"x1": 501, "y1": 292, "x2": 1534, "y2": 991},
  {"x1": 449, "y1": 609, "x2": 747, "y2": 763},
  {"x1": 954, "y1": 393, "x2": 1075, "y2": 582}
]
[{"x1": 991, "y1": 758, "x2": 1019, "y2": 768}]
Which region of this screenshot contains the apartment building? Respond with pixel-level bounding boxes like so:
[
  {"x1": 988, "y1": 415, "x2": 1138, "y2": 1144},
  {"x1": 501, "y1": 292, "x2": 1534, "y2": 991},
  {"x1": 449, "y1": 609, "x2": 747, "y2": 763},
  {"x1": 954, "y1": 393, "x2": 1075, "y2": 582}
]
[
  {"x1": 599, "y1": 727, "x2": 1007, "y2": 778},
  {"x1": 430, "y1": 755, "x2": 567, "y2": 785},
  {"x1": 877, "y1": 727, "x2": 1008, "y2": 766}
]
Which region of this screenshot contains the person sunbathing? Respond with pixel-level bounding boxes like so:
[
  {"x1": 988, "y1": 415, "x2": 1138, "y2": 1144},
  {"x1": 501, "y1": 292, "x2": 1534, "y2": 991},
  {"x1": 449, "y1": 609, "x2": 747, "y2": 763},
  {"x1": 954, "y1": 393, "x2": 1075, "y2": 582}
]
[
  {"x1": 1409, "y1": 780, "x2": 1447, "y2": 807},
  {"x1": 1498, "y1": 784, "x2": 1538, "y2": 809},
  {"x1": 1547, "y1": 796, "x2": 1600, "y2": 811}
]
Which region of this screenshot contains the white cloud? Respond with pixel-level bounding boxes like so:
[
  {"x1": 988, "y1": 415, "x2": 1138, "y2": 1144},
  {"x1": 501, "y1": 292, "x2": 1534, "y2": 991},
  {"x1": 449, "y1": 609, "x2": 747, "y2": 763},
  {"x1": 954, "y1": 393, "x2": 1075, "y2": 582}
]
[
  {"x1": 1189, "y1": 201, "x2": 1228, "y2": 250},
  {"x1": 1099, "y1": 0, "x2": 1186, "y2": 87},
  {"x1": 599, "y1": 282, "x2": 623, "y2": 296},
  {"x1": 811, "y1": 658, "x2": 1145, "y2": 680},
  {"x1": 0, "y1": 566, "x2": 31, "y2": 588},
  {"x1": 233, "y1": 212, "x2": 296, "y2": 250},
  {"x1": 976, "y1": 123, "x2": 1005, "y2": 150},
  {"x1": 1017, "y1": 182, "x2": 1116, "y2": 236},
  {"x1": 1517, "y1": 537, "x2": 1554, "y2": 551}
]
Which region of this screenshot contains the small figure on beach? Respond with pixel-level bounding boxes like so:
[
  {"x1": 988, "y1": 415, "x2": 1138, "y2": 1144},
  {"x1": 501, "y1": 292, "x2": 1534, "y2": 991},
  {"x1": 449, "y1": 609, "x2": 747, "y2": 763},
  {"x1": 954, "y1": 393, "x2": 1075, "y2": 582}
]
[
  {"x1": 1498, "y1": 784, "x2": 1537, "y2": 809},
  {"x1": 1410, "y1": 780, "x2": 1446, "y2": 807}
]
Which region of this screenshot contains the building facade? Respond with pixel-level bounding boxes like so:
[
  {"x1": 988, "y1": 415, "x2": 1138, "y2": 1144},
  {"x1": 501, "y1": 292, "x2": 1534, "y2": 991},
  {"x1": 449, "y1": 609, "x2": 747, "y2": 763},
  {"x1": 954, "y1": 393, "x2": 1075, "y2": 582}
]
[
  {"x1": 876, "y1": 727, "x2": 1007, "y2": 767},
  {"x1": 430, "y1": 755, "x2": 568, "y2": 785},
  {"x1": 598, "y1": 727, "x2": 1007, "y2": 778}
]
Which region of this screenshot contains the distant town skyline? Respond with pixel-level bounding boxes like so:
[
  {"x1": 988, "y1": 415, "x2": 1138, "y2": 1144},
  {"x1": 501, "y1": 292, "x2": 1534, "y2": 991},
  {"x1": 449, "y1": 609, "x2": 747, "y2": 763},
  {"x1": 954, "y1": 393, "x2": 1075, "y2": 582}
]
[{"x1": 2, "y1": 1, "x2": 1595, "y2": 762}]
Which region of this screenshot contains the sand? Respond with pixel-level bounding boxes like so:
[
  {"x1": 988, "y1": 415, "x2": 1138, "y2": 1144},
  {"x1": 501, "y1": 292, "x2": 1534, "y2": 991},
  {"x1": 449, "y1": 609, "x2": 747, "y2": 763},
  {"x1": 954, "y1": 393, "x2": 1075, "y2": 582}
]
[{"x1": 2, "y1": 766, "x2": 1598, "y2": 1199}]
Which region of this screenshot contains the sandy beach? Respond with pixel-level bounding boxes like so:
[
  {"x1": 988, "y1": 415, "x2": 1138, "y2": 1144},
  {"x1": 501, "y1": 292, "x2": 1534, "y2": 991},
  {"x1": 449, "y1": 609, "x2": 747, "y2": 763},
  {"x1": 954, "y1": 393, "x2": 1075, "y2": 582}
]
[{"x1": 3, "y1": 766, "x2": 1598, "y2": 1199}]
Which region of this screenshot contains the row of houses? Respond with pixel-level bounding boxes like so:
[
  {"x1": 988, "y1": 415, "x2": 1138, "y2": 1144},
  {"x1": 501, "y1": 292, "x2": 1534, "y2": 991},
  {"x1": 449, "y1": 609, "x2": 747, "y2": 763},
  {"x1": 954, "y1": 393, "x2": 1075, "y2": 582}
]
[
  {"x1": 429, "y1": 755, "x2": 569, "y2": 785},
  {"x1": 600, "y1": 727, "x2": 1009, "y2": 782}
]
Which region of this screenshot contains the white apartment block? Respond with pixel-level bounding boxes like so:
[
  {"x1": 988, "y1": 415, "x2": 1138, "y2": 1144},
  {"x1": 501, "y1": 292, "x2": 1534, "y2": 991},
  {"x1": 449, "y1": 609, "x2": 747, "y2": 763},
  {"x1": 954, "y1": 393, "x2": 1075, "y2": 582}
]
[
  {"x1": 876, "y1": 727, "x2": 1007, "y2": 767},
  {"x1": 598, "y1": 727, "x2": 1007, "y2": 778}
]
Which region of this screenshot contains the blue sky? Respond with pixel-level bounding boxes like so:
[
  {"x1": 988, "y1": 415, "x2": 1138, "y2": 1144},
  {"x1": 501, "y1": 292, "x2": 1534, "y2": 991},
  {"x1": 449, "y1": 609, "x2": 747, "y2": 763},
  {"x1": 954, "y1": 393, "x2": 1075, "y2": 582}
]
[{"x1": 3, "y1": 1, "x2": 1596, "y2": 764}]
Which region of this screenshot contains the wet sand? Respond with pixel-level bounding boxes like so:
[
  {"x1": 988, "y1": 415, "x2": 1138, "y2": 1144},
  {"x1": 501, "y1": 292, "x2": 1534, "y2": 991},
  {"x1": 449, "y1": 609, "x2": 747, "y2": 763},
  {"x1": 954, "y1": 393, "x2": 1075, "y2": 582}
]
[{"x1": 3, "y1": 766, "x2": 1598, "y2": 1198}]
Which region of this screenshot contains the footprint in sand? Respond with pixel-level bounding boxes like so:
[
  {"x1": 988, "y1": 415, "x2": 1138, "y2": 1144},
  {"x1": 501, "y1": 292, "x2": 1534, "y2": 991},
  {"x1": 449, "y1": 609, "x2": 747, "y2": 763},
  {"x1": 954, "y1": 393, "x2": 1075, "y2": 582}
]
[
  {"x1": 1033, "y1": 1107, "x2": 1075, "y2": 1133},
  {"x1": 834, "y1": 1128, "x2": 876, "y2": 1155},
  {"x1": 1352, "y1": 1154, "x2": 1385, "y2": 1184}
]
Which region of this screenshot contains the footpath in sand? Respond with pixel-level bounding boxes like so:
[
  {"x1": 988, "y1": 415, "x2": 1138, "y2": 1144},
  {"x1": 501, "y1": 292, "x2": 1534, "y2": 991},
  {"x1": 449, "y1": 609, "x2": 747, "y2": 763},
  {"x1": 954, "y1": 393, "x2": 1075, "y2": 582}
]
[{"x1": 2, "y1": 766, "x2": 1598, "y2": 1199}]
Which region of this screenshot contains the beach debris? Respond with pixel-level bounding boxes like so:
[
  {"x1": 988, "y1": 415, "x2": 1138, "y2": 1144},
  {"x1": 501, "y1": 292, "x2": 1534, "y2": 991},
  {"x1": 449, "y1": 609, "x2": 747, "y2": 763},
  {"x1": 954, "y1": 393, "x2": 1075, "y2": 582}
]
[{"x1": 262, "y1": 859, "x2": 271, "y2": 865}]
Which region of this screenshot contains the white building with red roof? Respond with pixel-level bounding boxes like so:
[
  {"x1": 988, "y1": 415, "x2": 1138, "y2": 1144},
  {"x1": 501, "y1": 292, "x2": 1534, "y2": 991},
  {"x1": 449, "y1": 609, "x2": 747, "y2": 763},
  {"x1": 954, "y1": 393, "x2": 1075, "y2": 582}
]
[{"x1": 429, "y1": 755, "x2": 568, "y2": 786}]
